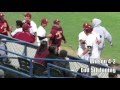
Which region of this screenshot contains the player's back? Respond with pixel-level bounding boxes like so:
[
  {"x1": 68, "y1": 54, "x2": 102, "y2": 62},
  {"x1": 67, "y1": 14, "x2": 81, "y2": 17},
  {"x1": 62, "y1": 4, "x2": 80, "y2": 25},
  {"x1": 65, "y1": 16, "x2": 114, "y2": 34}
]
[{"x1": 13, "y1": 31, "x2": 35, "y2": 43}]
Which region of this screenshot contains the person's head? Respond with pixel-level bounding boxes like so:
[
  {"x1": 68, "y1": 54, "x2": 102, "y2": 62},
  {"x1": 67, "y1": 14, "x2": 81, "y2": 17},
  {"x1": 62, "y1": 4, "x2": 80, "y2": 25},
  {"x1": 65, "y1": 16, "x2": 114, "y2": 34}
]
[
  {"x1": 53, "y1": 19, "x2": 60, "y2": 26},
  {"x1": 0, "y1": 12, "x2": 4, "y2": 22},
  {"x1": 48, "y1": 45, "x2": 57, "y2": 54},
  {"x1": 59, "y1": 50, "x2": 68, "y2": 58},
  {"x1": 40, "y1": 41, "x2": 48, "y2": 49},
  {"x1": 16, "y1": 20, "x2": 23, "y2": 28},
  {"x1": 37, "y1": 41, "x2": 48, "y2": 54},
  {"x1": 84, "y1": 24, "x2": 93, "y2": 35},
  {"x1": 24, "y1": 12, "x2": 32, "y2": 21},
  {"x1": 91, "y1": 18, "x2": 102, "y2": 27},
  {"x1": 41, "y1": 18, "x2": 48, "y2": 27},
  {"x1": 22, "y1": 23, "x2": 31, "y2": 32}
]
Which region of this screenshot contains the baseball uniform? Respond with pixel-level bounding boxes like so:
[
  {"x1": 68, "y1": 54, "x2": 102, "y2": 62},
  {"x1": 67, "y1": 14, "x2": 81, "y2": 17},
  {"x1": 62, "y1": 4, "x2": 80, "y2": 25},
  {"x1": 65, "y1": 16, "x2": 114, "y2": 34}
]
[{"x1": 36, "y1": 26, "x2": 48, "y2": 46}]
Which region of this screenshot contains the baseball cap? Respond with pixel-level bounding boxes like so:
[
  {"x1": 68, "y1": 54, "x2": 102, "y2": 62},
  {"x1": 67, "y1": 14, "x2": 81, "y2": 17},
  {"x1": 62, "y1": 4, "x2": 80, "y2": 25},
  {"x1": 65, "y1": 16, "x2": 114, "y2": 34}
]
[
  {"x1": 83, "y1": 22, "x2": 89, "y2": 28},
  {"x1": 41, "y1": 18, "x2": 48, "y2": 24},
  {"x1": 0, "y1": 12, "x2": 4, "y2": 17},
  {"x1": 53, "y1": 19, "x2": 60, "y2": 25},
  {"x1": 24, "y1": 12, "x2": 32, "y2": 18},
  {"x1": 22, "y1": 23, "x2": 31, "y2": 30},
  {"x1": 84, "y1": 24, "x2": 93, "y2": 33}
]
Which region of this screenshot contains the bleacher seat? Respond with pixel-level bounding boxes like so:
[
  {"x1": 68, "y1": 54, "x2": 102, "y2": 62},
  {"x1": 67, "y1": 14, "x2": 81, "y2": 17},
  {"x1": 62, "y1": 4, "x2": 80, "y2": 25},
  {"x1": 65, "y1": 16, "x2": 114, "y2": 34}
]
[
  {"x1": 50, "y1": 67, "x2": 64, "y2": 77},
  {"x1": 18, "y1": 57, "x2": 30, "y2": 74},
  {"x1": 33, "y1": 62, "x2": 46, "y2": 76}
]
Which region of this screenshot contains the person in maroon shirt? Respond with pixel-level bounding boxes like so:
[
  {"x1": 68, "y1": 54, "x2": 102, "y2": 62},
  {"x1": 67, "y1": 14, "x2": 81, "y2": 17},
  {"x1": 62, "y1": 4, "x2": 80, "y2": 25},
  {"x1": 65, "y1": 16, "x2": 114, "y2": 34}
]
[
  {"x1": 33, "y1": 41, "x2": 49, "y2": 65},
  {"x1": 49, "y1": 19, "x2": 66, "y2": 51},
  {"x1": 38, "y1": 19, "x2": 66, "y2": 52},
  {"x1": 12, "y1": 23, "x2": 35, "y2": 43},
  {"x1": 0, "y1": 12, "x2": 10, "y2": 36}
]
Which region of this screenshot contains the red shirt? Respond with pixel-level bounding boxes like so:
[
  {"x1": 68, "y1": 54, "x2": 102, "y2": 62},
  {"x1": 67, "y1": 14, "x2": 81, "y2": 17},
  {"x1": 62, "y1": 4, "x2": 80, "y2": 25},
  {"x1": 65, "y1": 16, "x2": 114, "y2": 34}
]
[
  {"x1": 49, "y1": 26, "x2": 63, "y2": 47},
  {"x1": 33, "y1": 49, "x2": 49, "y2": 65},
  {"x1": 0, "y1": 20, "x2": 9, "y2": 36},
  {"x1": 13, "y1": 31, "x2": 35, "y2": 43}
]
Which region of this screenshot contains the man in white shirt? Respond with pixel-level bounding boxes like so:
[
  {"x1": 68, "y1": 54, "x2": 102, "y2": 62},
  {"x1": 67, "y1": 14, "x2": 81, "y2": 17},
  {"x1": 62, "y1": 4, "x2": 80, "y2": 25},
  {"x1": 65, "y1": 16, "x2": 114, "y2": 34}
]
[
  {"x1": 36, "y1": 18, "x2": 48, "y2": 46},
  {"x1": 77, "y1": 23, "x2": 89, "y2": 60},
  {"x1": 11, "y1": 20, "x2": 23, "y2": 36},
  {"x1": 92, "y1": 18, "x2": 112, "y2": 56},
  {"x1": 78, "y1": 23, "x2": 101, "y2": 60},
  {"x1": 23, "y1": 12, "x2": 37, "y2": 37},
  {"x1": 78, "y1": 24, "x2": 101, "y2": 60}
]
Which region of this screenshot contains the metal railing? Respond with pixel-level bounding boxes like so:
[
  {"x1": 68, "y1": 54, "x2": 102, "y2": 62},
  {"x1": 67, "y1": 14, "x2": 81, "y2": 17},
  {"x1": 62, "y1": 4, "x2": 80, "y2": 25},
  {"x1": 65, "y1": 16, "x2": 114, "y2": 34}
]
[{"x1": 0, "y1": 34, "x2": 120, "y2": 78}]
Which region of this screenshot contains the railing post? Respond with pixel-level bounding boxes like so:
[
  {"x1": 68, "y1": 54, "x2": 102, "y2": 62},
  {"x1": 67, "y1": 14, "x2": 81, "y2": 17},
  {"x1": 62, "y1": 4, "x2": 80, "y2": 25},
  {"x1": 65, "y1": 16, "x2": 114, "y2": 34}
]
[
  {"x1": 88, "y1": 46, "x2": 92, "y2": 76},
  {"x1": 23, "y1": 45, "x2": 27, "y2": 56},
  {"x1": 30, "y1": 59, "x2": 33, "y2": 78},
  {"x1": 88, "y1": 63, "x2": 91, "y2": 76},
  {"x1": 47, "y1": 64, "x2": 51, "y2": 78}
]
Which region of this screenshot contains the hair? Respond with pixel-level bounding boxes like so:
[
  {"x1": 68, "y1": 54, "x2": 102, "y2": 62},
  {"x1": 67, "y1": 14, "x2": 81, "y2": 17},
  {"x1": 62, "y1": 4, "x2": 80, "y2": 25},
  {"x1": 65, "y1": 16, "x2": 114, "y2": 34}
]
[
  {"x1": 59, "y1": 50, "x2": 67, "y2": 58},
  {"x1": 0, "y1": 17, "x2": 4, "y2": 22},
  {"x1": 37, "y1": 41, "x2": 48, "y2": 54},
  {"x1": 48, "y1": 45, "x2": 56, "y2": 54},
  {"x1": 16, "y1": 20, "x2": 23, "y2": 27}
]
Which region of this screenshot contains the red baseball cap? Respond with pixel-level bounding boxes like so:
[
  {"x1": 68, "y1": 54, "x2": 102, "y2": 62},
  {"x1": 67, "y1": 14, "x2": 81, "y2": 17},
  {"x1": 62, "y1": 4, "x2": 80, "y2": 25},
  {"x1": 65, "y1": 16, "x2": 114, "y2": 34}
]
[
  {"x1": 24, "y1": 12, "x2": 32, "y2": 18},
  {"x1": 22, "y1": 23, "x2": 31, "y2": 30},
  {"x1": 53, "y1": 19, "x2": 60, "y2": 25},
  {"x1": 41, "y1": 18, "x2": 48, "y2": 24},
  {"x1": 0, "y1": 12, "x2": 4, "y2": 17},
  {"x1": 83, "y1": 22, "x2": 89, "y2": 28},
  {"x1": 84, "y1": 24, "x2": 93, "y2": 33}
]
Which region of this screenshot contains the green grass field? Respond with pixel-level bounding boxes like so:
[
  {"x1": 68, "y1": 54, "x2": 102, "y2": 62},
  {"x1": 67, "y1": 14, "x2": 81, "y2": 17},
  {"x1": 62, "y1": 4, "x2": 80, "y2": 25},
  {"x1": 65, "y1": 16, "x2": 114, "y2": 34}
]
[{"x1": 4, "y1": 12, "x2": 120, "y2": 63}]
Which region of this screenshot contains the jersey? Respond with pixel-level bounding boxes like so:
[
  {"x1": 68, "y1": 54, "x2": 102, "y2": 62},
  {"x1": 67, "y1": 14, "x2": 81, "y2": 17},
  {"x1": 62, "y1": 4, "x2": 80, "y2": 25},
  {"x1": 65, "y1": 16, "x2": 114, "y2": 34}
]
[
  {"x1": 78, "y1": 31, "x2": 87, "y2": 49},
  {"x1": 49, "y1": 26, "x2": 63, "y2": 48},
  {"x1": 13, "y1": 31, "x2": 35, "y2": 43},
  {"x1": 36, "y1": 26, "x2": 48, "y2": 46},
  {"x1": 86, "y1": 33, "x2": 100, "y2": 59}
]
